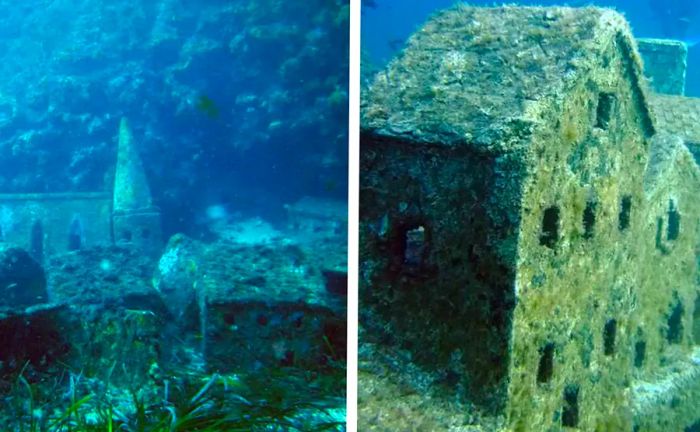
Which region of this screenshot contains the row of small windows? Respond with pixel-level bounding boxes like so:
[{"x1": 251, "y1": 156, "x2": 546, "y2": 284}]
[
  {"x1": 0, "y1": 215, "x2": 154, "y2": 263},
  {"x1": 0, "y1": 217, "x2": 86, "y2": 260},
  {"x1": 535, "y1": 290, "x2": 700, "y2": 428},
  {"x1": 535, "y1": 295, "x2": 699, "y2": 377},
  {"x1": 539, "y1": 196, "x2": 680, "y2": 249},
  {"x1": 394, "y1": 197, "x2": 679, "y2": 269}
]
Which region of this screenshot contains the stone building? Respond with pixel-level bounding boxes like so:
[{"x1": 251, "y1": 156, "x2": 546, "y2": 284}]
[
  {"x1": 361, "y1": 6, "x2": 700, "y2": 431},
  {"x1": 0, "y1": 117, "x2": 162, "y2": 264}
]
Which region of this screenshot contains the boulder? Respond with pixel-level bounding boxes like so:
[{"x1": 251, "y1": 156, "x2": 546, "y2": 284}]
[{"x1": 0, "y1": 244, "x2": 47, "y2": 310}]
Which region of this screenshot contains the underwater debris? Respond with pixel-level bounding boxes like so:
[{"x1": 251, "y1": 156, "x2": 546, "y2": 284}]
[{"x1": 195, "y1": 94, "x2": 220, "y2": 119}]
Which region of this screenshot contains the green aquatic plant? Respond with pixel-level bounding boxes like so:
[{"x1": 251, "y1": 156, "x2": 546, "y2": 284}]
[
  {"x1": 7, "y1": 363, "x2": 345, "y2": 432},
  {"x1": 17, "y1": 374, "x2": 37, "y2": 432},
  {"x1": 45, "y1": 394, "x2": 93, "y2": 431}
]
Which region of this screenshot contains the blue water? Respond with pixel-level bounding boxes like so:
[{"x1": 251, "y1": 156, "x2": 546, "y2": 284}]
[
  {"x1": 0, "y1": 0, "x2": 349, "y2": 238},
  {"x1": 362, "y1": 0, "x2": 700, "y2": 96},
  {"x1": 0, "y1": 1, "x2": 348, "y2": 430}
]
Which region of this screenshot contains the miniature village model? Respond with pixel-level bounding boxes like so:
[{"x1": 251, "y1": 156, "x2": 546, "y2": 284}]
[
  {"x1": 0, "y1": 116, "x2": 347, "y2": 428},
  {"x1": 360, "y1": 6, "x2": 700, "y2": 431}
]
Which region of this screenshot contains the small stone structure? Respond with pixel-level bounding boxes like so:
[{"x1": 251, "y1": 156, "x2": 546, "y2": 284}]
[
  {"x1": 0, "y1": 118, "x2": 164, "y2": 395},
  {"x1": 637, "y1": 38, "x2": 687, "y2": 95},
  {"x1": 634, "y1": 132, "x2": 700, "y2": 430},
  {"x1": 361, "y1": 6, "x2": 700, "y2": 431},
  {"x1": 285, "y1": 196, "x2": 348, "y2": 240},
  {"x1": 0, "y1": 245, "x2": 47, "y2": 310},
  {"x1": 112, "y1": 118, "x2": 163, "y2": 256}
]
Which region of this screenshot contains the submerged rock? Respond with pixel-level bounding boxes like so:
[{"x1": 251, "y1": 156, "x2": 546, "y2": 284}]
[
  {"x1": 47, "y1": 244, "x2": 160, "y2": 309},
  {"x1": 0, "y1": 244, "x2": 47, "y2": 310},
  {"x1": 152, "y1": 233, "x2": 200, "y2": 321},
  {"x1": 0, "y1": 304, "x2": 69, "y2": 376}
]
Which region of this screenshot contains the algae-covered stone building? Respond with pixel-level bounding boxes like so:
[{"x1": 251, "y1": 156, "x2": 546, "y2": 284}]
[{"x1": 360, "y1": 5, "x2": 700, "y2": 431}]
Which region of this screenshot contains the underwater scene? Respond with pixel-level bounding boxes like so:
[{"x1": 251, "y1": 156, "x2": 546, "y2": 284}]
[
  {"x1": 0, "y1": 0, "x2": 348, "y2": 431},
  {"x1": 360, "y1": 1, "x2": 700, "y2": 431}
]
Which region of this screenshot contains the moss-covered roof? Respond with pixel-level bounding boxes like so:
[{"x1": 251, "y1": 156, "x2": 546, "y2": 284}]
[
  {"x1": 650, "y1": 94, "x2": 700, "y2": 143},
  {"x1": 361, "y1": 6, "x2": 641, "y2": 153}
]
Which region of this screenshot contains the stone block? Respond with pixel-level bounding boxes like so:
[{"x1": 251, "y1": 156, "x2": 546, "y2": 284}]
[
  {"x1": 637, "y1": 38, "x2": 687, "y2": 95},
  {"x1": 0, "y1": 245, "x2": 48, "y2": 310},
  {"x1": 198, "y1": 239, "x2": 346, "y2": 371}
]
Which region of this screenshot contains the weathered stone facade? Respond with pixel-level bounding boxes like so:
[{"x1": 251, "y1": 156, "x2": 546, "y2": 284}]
[{"x1": 361, "y1": 6, "x2": 700, "y2": 431}]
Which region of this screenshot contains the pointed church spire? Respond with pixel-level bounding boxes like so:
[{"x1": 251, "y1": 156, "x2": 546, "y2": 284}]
[
  {"x1": 112, "y1": 118, "x2": 162, "y2": 255},
  {"x1": 113, "y1": 117, "x2": 154, "y2": 212}
]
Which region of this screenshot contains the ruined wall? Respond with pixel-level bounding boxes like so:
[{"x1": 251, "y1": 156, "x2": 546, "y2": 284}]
[{"x1": 0, "y1": 192, "x2": 112, "y2": 261}]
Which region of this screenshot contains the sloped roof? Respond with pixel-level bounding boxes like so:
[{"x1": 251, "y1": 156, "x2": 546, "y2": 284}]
[
  {"x1": 362, "y1": 6, "x2": 646, "y2": 153},
  {"x1": 649, "y1": 94, "x2": 700, "y2": 143}
]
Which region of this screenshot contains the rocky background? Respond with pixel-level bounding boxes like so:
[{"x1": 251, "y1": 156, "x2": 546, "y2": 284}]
[{"x1": 0, "y1": 0, "x2": 349, "y2": 235}]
